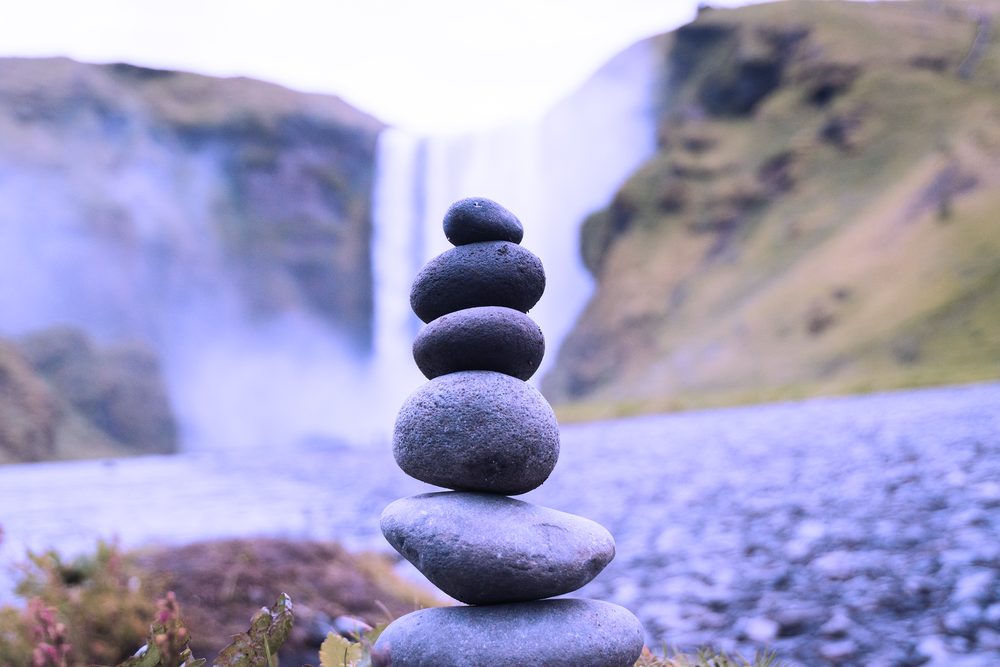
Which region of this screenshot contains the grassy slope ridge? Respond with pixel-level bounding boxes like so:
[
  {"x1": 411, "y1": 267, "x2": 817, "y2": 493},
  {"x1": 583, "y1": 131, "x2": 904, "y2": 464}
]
[{"x1": 544, "y1": 0, "x2": 1000, "y2": 419}]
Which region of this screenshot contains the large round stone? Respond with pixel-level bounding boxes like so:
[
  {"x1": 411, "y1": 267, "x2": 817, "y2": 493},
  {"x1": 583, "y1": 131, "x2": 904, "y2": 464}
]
[
  {"x1": 393, "y1": 371, "x2": 558, "y2": 494},
  {"x1": 381, "y1": 492, "x2": 614, "y2": 605},
  {"x1": 413, "y1": 306, "x2": 545, "y2": 381},
  {"x1": 409, "y1": 242, "x2": 544, "y2": 323},
  {"x1": 442, "y1": 197, "x2": 524, "y2": 246},
  {"x1": 372, "y1": 599, "x2": 644, "y2": 667}
]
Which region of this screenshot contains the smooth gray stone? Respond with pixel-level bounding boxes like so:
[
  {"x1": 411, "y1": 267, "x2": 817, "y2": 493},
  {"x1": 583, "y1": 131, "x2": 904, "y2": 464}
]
[
  {"x1": 380, "y1": 492, "x2": 614, "y2": 605},
  {"x1": 410, "y1": 241, "x2": 544, "y2": 323},
  {"x1": 372, "y1": 599, "x2": 644, "y2": 667},
  {"x1": 393, "y1": 371, "x2": 558, "y2": 494},
  {"x1": 413, "y1": 306, "x2": 544, "y2": 381},
  {"x1": 443, "y1": 197, "x2": 524, "y2": 246}
]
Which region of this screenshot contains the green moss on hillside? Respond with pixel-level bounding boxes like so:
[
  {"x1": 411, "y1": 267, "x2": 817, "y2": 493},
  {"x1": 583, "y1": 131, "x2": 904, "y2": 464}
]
[{"x1": 544, "y1": 0, "x2": 1000, "y2": 416}]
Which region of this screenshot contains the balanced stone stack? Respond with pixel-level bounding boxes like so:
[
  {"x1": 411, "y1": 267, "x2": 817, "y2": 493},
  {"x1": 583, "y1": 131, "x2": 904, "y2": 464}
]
[{"x1": 374, "y1": 198, "x2": 644, "y2": 667}]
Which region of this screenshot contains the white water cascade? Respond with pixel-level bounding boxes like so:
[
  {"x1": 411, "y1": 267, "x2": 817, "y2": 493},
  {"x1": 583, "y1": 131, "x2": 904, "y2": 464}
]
[
  {"x1": 0, "y1": 37, "x2": 660, "y2": 455},
  {"x1": 370, "y1": 37, "x2": 661, "y2": 407}
]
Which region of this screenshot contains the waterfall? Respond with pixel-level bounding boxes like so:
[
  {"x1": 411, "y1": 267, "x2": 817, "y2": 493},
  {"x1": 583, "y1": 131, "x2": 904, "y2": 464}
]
[
  {"x1": 370, "y1": 36, "x2": 661, "y2": 390},
  {"x1": 0, "y1": 37, "x2": 660, "y2": 454},
  {"x1": 369, "y1": 129, "x2": 430, "y2": 420}
]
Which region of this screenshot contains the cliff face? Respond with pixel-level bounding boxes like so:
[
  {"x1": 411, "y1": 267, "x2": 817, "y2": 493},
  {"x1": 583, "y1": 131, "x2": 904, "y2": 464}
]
[
  {"x1": 0, "y1": 58, "x2": 383, "y2": 351},
  {"x1": 544, "y1": 0, "x2": 1000, "y2": 412},
  {"x1": 0, "y1": 339, "x2": 58, "y2": 464},
  {"x1": 0, "y1": 327, "x2": 176, "y2": 464}
]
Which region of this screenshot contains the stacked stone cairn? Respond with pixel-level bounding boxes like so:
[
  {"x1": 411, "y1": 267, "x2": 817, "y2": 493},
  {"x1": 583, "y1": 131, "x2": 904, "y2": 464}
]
[{"x1": 374, "y1": 197, "x2": 644, "y2": 667}]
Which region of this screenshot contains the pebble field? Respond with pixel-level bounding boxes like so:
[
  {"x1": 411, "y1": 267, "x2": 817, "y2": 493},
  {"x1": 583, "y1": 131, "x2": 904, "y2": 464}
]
[{"x1": 1, "y1": 381, "x2": 998, "y2": 667}]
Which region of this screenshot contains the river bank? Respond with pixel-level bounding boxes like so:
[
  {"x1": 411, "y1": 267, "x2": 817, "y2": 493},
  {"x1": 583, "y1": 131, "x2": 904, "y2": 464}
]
[{"x1": 2, "y1": 382, "x2": 998, "y2": 666}]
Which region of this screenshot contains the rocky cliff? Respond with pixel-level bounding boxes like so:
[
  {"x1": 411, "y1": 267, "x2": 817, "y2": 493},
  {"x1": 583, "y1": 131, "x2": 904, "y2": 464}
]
[
  {"x1": 544, "y1": 0, "x2": 1000, "y2": 415},
  {"x1": 0, "y1": 57, "x2": 383, "y2": 352},
  {"x1": 0, "y1": 326, "x2": 176, "y2": 464}
]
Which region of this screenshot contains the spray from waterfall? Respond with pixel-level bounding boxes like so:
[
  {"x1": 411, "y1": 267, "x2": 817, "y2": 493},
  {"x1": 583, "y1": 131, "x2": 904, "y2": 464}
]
[{"x1": 0, "y1": 37, "x2": 660, "y2": 452}]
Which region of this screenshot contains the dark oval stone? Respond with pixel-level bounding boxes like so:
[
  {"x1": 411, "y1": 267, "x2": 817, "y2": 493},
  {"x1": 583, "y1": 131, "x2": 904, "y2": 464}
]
[
  {"x1": 393, "y1": 371, "x2": 558, "y2": 495},
  {"x1": 443, "y1": 197, "x2": 524, "y2": 246},
  {"x1": 380, "y1": 492, "x2": 615, "y2": 605},
  {"x1": 413, "y1": 306, "x2": 545, "y2": 381},
  {"x1": 373, "y1": 599, "x2": 644, "y2": 667},
  {"x1": 409, "y1": 242, "x2": 544, "y2": 324}
]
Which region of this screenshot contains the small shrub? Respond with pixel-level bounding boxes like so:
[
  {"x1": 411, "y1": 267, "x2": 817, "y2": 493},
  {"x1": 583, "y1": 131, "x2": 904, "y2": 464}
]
[{"x1": 2, "y1": 540, "x2": 158, "y2": 667}]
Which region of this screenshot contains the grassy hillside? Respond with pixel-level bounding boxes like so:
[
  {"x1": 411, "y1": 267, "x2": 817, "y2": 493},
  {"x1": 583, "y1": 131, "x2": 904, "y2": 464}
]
[
  {"x1": 544, "y1": 0, "x2": 1000, "y2": 419},
  {"x1": 0, "y1": 327, "x2": 177, "y2": 465}
]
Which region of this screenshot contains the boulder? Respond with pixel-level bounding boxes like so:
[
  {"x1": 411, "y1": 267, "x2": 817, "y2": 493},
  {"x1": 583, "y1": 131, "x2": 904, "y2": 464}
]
[
  {"x1": 373, "y1": 599, "x2": 644, "y2": 667},
  {"x1": 442, "y1": 197, "x2": 524, "y2": 246},
  {"x1": 413, "y1": 306, "x2": 544, "y2": 381},
  {"x1": 393, "y1": 371, "x2": 558, "y2": 494},
  {"x1": 380, "y1": 492, "x2": 614, "y2": 605},
  {"x1": 409, "y1": 242, "x2": 544, "y2": 324}
]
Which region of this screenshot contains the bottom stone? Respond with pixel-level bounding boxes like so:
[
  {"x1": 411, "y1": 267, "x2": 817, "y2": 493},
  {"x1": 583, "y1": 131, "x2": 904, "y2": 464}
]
[{"x1": 372, "y1": 599, "x2": 644, "y2": 667}]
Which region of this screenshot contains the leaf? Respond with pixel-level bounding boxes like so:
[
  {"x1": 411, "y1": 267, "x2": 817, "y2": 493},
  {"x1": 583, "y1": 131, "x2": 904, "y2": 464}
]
[
  {"x1": 263, "y1": 593, "x2": 294, "y2": 651},
  {"x1": 213, "y1": 594, "x2": 294, "y2": 667},
  {"x1": 361, "y1": 623, "x2": 388, "y2": 645},
  {"x1": 179, "y1": 649, "x2": 206, "y2": 667},
  {"x1": 118, "y1": 627, "x2": 162, "y2": 667},
  {"x1": 212, "y1": 633, "x2": 256, "y2": 667},
  {"x1": 349, "y1": 622, "x2": 391, "y2": 667},
  {"x1": 319, "y1": 632, "x2": 361, "y2": 667}
]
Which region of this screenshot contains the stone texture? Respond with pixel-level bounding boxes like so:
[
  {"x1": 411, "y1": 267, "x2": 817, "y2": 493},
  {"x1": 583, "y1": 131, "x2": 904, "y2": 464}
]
[
  {"x1": 409, "y1": 242, "x2": 544, "y2": 323},
  {"x1": 442, "y1": 197, "x2": 524, "y2": 246},
  {"x1": 372, "y1": 599, "x2": 644, "y2": 667},
  {"x1": 413, "y1": 306, "x2": 544, "y2": 381},
  {"x1": 380, "y1": 492, "x2": 615, "y2": 605},
  {"x1": 393, "y1": 371, "x2": 558, "y2": 494}
]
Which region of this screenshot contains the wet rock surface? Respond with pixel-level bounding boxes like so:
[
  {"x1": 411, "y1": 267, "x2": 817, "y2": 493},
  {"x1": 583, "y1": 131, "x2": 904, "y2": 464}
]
[
  {"x1": 522, "y1": 383, "x2": 1000, "y2": 667},
  {"x1": 409, "y1": 242, "x2": 545, "y2": 323},
  {"x1": 373, "y1": 599, "x2": 644, "y2": 667},
  {"x1": 393, "y1": 371, "x2": 559, "y2": 495},
  {"x1": 380, "y1": 491, "x2": 615, "y2": 605},
  {"x1": 413, "y1": 306, "x2": 545, "y2": 381},
  {"x1": 443, "y1": 197, "x2": 524, "y2": 246}
]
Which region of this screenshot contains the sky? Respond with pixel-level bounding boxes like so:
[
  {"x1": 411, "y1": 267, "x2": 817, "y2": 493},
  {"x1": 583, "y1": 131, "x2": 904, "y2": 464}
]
[{"x1": 0, "y1": 0, "x2": 773, "y2": 135}]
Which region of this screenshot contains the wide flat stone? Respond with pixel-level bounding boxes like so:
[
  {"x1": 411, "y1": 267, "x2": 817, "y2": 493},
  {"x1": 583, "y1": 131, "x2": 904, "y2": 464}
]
[
  {"x1": 380, "y1": 492, "x2": 614, "y2": 605},
  {"x1": 443, "y1": 197, "x2": 524, "y2": 246},
  {"x1": 413, "y1": 306, "x2": 544, "y2": 381},
  {"x1": 409, "y1": 241, "x2": 544, "y2": 323},
  {"x1": 393, "y1": 371, "x2": 558, "y2": 494},
  {"x1": 372, "y1": 599, "x2": 644, "y2": 667}
]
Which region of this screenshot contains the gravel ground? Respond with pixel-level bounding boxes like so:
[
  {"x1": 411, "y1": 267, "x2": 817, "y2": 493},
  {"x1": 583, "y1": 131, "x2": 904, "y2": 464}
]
[{"x1": 1, "y1": 382, "x2": 998, "y2": 667}]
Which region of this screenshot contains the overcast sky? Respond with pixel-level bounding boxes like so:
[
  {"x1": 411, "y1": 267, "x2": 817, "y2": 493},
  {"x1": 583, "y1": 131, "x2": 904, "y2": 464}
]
[{"x1": 2, "y1": 0, "x2": 775, "y2": 134}]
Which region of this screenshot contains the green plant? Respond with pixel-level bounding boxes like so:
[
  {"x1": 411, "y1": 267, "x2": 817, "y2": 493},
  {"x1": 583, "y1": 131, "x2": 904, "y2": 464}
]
[
  {"x1": 2, "y1": 540, "x2": 157, "y2": 667},
  {"x1": 317, "y1": 622, "x2": 388, "y2": 667},
  {"x1": 116, "y1": 592, "x2": 203, "y2": 667},
  {"x1": 211, "y1": 594, "x2": 292, "y2": 667}
]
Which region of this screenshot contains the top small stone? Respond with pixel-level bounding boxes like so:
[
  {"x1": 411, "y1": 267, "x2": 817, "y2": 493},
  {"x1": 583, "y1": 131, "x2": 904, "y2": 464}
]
[{"x1": 443, "y1": 197, "x2": 524, "y2": 246}]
